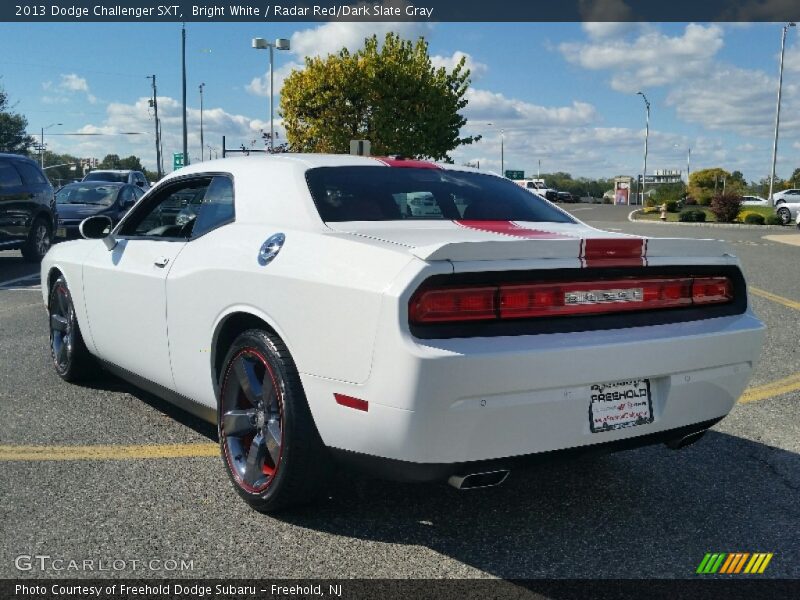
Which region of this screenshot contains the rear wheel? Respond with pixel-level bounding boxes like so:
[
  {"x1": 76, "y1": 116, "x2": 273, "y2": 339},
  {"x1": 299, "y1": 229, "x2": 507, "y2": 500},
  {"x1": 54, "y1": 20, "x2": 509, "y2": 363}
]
[
  {"x1": 48, "y1": 276, "x2": 94, "y2": 381},
  {"x1": 22, "y1": 217, "x2": 51, "y2": 262},
  {"x1": 777, "y1": 207, "x2": 791, "y2": 225},
  {"x1": 218, "y1": 329, "x2": 329, "y2": 512}
]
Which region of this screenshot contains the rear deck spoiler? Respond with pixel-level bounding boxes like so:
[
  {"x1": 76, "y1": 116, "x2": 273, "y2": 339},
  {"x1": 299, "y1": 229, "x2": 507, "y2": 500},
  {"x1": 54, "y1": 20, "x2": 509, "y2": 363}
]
[{"x1": 410, "y1": 237, "x2": 732, "y2": 264}]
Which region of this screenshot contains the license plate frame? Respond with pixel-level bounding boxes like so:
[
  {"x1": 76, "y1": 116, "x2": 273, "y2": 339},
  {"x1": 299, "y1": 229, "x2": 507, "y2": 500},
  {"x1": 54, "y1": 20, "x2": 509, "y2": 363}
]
[{"x1": 589, "y1": 379, "x2": 653, "y2": 433}]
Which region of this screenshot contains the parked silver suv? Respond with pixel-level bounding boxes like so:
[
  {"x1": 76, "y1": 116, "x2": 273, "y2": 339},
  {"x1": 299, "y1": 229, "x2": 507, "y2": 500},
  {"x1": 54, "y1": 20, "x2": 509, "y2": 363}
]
[{"x1": 83, "y1": 169, "x2": 149, "y2": 189}]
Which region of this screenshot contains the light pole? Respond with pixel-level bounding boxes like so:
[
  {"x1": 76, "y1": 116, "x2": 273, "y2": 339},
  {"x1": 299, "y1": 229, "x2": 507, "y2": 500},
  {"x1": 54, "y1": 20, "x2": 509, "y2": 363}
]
[
  {"x1": 252, "y1": 37, "x2": 291, "y2": 152},
  {"x1": 637, "y1": 92, "x2": 650, "y2": 205},
  {"x1": 181, "y1": 23, "x2": 189, "y2": 166},
  {"x1": 537, "y1": 159, "x2": 541, "y2": 179},
  {"x1": 39, "y1": 123, "x2": 62, "y2": 167},
  {"x1": 673, "y1": 144, "x2": 691, "y2": 191},
  {"x1": 199, "y1": 82, "x2": 205, "y2": 161},
  {"x1": 768, "y1": 22, "x2": 795, "y2": 206},
  {"x1": 500, "y1": 129, "x2": 505, "y2": 176}
]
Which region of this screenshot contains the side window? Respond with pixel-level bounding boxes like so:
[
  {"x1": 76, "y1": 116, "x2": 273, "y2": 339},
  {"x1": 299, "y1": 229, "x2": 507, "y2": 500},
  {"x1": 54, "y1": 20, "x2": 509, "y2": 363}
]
[
  {"x1": 0, "y1": 160, "x2": 23, "y2": 188},
  {"x1": 14, "y1": 161, "x2": 47, "y2": 185},
  {"x1": 118, "y1": 177, "x2": 211, "y2": 239},
  {"x1": 189, "y1": 176, "x2": 234, "y2": 238},
  {"x1": 133, "y1": 186, "x2": 145, "y2": 200},
  {"x1": 118, "y1": 186, "x2": 135, "y2": 206}
]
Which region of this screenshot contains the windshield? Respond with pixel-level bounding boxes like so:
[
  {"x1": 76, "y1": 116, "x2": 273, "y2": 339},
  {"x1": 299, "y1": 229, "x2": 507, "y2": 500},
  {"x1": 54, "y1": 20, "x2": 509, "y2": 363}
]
[
  {"x1": 84, "y1": 171, "x2": 128, "y2": 183},
  {"x1": 306, "y1": 167, "x2": 574, "y2": 223},
  {"x1": 56, "y1": 184, "x2": 119, "y2": 205}
]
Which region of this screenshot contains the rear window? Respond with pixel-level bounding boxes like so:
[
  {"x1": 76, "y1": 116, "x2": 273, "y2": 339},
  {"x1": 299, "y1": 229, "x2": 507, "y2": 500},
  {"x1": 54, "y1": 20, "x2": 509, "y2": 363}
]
[
  {"x1": 306, "y1": 166, "x2": 573, "y2": 223},
  {"x1": 84, "y1": 171, "x2": 128, "y2": 183}
]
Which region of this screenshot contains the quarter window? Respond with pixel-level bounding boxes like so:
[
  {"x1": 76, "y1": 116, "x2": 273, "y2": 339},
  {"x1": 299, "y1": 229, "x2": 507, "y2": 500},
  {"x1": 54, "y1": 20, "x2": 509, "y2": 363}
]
[{"x1": 190, "y1": 176, "x2": 235, "y2": 238}]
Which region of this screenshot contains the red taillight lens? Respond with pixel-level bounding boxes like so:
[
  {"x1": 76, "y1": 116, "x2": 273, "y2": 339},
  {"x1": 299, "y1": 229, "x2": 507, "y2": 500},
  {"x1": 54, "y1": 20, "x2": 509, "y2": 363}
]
[
  {"x1": 409, "y1": 276, "x2": 733, "y2": 325},
  {"x1": 409, "y1": 286, "x2": 497, "y2": 323},
  {"x1": 692, "y1": 277, "x2": 732, "y2": 304}
]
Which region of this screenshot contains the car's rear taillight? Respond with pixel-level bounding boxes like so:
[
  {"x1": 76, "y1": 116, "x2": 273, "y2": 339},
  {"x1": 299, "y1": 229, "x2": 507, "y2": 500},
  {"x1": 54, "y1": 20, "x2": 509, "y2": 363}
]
[{"x1": 409, "y1": 276, "x2": 734, "y2": 325}]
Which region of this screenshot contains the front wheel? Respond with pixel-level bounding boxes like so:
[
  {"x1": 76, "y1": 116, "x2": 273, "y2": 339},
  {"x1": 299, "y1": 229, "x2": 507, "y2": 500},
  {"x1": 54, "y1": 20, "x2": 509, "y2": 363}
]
[
  {"x1": 777, "y1": 207, "x2": 791, "y2": 225},
  {"x1": 218, "y1": 329, "x2": 330, "y2": 513},
  {"x1": 48, "y1": 276, "x2": 94, "y2": 381}
]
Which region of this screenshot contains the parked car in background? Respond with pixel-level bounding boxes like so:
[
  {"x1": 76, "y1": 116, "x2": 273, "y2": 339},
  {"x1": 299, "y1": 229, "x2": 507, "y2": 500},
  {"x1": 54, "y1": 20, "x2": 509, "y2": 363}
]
[
  {"x1": 775, "y1": 199, "x2": 800, "y2": 225},
  {"x1": 513, "y1": 178, "x2": 557, "y2": 202},
  {"x1": 0, "y1": 153, "x2": 56, "y2": 261},
  {"x1": 55, "y1": 182, "x2": 144, "y2": 240},
  {"x1": 42, "y1": 154, "x2": 763, "y2": 513},
  {"x1": 83, "y1": 169, "x2": 149, "y2": 189},
  {"x1": 742, "y1": 195, "x2": 769, "y2": 206},
  {"x1": 557, "y1": 191, "x2": 578, "y2": 203},
  {"x1": 772, "y1": 189, "x2": 800, "y2": 205}
]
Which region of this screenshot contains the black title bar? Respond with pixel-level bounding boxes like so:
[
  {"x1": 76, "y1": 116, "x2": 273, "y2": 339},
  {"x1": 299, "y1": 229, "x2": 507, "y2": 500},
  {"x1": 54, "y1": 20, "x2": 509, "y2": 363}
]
[{"x1": 3, "y1": 0, "x2": 800, "y2": 22}]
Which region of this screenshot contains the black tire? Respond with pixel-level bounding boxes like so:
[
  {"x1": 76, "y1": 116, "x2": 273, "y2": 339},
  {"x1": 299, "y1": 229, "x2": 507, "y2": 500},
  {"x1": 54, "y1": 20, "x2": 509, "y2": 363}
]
[
  {"x1": 777, "y1": 207, "x2": 791, "y2": 225},
  {"x1": 217, "y1": 329, "x2": 330, "y2": 513},
  {"x1": 21, "y1": 217, "x2": 52, "y2": 262},
  {"x1": 48, "y1": 276, "x2": 94, "y2": 382}
]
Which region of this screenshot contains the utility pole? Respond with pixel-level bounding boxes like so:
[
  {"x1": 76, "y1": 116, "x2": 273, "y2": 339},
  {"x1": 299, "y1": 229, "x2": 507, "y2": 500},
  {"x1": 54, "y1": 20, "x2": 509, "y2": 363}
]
[
  {"x1": 500, "y1": 129, "x2": 505, "y2": 176},
  {"x1": 768, "y1": 22, "x2": 795, "y2": 206},
  {"x1": 637, "y1": 92, "x2": 650, "y2": 205},
  {"x1": 181, "y1": 23, "x2": 189, "y2": 167},
  {"x1": 147, "y1": 75, "x2": 163, "y2": 179},
  {"x1": 199, "y1": 83, "x2": 205, "y2": 161}
]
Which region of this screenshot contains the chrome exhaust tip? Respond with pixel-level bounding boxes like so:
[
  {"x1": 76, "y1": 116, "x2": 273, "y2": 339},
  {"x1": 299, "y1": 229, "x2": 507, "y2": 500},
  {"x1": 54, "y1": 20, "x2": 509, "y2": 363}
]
[
  {"x1": 448, "y1": 469, "x2": 510, "y2": 490},
  {"x1": 666, "y1": 429, "x2": 708, "y2": 450}
]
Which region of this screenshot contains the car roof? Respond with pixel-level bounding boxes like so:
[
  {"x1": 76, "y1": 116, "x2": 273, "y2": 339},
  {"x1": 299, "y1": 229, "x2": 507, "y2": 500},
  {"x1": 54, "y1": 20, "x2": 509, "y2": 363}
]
[
  {"x1": 62, "y1": 181, "x2": 125, "y2": 188},
  {"x1": 87, "y1": 169, "x2": 135, "y2": 174},
  {"x1": 0, "y1": 152, "x2": 40, "y2": 164}
]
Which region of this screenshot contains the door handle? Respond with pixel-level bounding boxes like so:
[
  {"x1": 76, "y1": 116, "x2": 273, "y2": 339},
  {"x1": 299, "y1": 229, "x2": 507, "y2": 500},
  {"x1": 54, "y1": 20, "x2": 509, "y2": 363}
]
[{"x1": 154, "y1": 256, "x2": 170, "y2": 268}]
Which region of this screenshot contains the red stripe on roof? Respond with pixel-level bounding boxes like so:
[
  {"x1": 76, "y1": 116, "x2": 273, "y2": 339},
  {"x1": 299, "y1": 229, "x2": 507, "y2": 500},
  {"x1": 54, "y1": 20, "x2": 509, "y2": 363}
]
[
  {"x1": 373, "y1": 157, "x2": 442, "y2": 169},
  {"x1": 455, "y1": 220, "x2": 573, "y2": 239},
  {"x1": 582, "y1": 238, "x2": 646, "y2": 267}
]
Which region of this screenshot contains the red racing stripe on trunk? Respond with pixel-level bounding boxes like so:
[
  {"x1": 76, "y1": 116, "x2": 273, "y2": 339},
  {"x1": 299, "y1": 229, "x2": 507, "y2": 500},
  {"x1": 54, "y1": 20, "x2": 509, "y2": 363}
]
[
  {"x1": 455, "y1": 220, "x2": 573, "y2": 239},
  {"x1": 581, "y1": 238, "x2": 647, "y2": 267}
]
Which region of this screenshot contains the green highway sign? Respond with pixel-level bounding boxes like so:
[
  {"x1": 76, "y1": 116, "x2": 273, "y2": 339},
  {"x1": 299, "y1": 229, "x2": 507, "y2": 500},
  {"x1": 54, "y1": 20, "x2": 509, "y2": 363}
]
[
  {"x1": 173, "y1": 152, "x2": 185, "y2": 170},
  {"x1": 505, "y1": 170, "x2": 524, "y2": 179}
]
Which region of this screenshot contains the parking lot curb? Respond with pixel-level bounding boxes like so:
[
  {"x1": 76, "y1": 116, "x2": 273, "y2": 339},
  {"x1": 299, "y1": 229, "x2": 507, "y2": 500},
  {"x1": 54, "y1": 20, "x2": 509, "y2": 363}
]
[{"x1": 628, "y1": 209, "x2": 790, "y2": 230}]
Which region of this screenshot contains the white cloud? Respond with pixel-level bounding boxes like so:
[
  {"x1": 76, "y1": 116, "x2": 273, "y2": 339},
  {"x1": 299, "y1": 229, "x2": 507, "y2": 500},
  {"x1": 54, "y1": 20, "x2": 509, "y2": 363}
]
[
  {"x1": 289, "y1": 21, "x2": 431, "y2": 58},
  {"x1": 464, "y1": 88, "x2": 597, "y2": 127},
  {"x1": 245, "y1": 61, "x2": 304, "y2": 98},
  {"x1": 559, "y1": 24, "x2": 724, "y2": 92},
  {"x1": 50, "y1": 96, "x2": 273, "y2": 171},
  {"x1": 59, "y1": 73, "x2": 96, "y2": 104},
  {"x1": 431, "y1": 51, "x2": 488, "y2": 79}
]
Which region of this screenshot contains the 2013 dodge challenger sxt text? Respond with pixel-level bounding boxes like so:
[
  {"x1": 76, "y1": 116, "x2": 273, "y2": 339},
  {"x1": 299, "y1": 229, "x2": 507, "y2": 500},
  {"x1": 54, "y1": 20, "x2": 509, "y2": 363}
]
[{"x1": 41, "y1": 154, "x2": 765, "y2": 512}]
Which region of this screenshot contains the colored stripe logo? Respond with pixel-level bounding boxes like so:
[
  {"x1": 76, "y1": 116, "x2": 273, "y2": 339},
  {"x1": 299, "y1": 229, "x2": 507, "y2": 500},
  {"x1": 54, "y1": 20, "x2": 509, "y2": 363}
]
[{"x1": 696, "y1": 552, "x2": 774, "y2": 574}]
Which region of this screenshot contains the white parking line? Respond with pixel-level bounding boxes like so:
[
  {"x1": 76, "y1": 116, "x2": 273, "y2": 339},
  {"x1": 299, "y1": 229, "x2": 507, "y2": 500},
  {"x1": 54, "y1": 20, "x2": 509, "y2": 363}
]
[{"x1": 0, "y1": 273, "x2": 40, "y2": 288}]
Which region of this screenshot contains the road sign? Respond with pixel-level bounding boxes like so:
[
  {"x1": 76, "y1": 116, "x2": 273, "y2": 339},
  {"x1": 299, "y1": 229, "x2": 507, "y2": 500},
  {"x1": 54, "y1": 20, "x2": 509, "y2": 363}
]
[
  {"x1": 505, "y1": 170, "x2": 524, "y2": 179},
  {"x1": 173, "y1": 152, "x2": 185, "y2": 170}
]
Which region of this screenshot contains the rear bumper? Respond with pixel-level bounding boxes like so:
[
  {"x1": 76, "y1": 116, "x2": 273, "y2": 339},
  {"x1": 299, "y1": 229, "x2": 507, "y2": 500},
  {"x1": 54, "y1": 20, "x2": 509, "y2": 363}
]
[
  {"x1": 330, "y1": 417, "x2": 722, "y2": 482},
  {"x1": 302, "y1": 311, "x2": 764, "y2": 466}
]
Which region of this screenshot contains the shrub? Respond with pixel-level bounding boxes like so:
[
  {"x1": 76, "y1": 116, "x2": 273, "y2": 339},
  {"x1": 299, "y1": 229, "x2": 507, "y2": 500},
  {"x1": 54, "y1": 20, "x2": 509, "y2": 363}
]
[
  {"x1": 642, "y1": 206, "x2": 658, "y2": 214},
  {"x1": 665, "y1": 199, "x2": 679, "y2": 213},
  {"x1": 679, "y1": 209, "x2": 706, "y2": 222},
  {"x1": 697, "y1": 196, "x2": 711, "y2": 206},
  {"x1": 765, "y1": 214, "x2": 783, "y2": 225},
  {"x1": 683, "y1": 196, "x2": 698, "y2": 206},
  {"x1": 644, "y1": 197, "x2": 658, "y2": 207},
  {"x1": 743, "y1": 213, "x2": 765, "y2": 225},
  {"x1": 602, "y1": 196, "x2": 612, "y2": 204},
  {"x1": 709, "y1": 193, "x2": 743, "y2": 223}
]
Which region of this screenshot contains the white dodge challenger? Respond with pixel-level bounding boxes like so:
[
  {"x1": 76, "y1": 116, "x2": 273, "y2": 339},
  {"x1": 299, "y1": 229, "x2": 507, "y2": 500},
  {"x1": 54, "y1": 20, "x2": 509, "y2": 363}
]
[{"x1": 42, "y1": 154, "x2": 764, "y2": 512}]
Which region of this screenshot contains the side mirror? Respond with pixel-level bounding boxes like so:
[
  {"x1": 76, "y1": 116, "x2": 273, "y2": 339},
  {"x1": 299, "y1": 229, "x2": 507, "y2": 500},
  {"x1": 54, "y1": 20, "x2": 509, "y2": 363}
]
[
  {"x1": 79, "y1": 215, "x2": 117, "y2": 250},
  {"x1": 136, "y1": 181, "x2": 144, "y2": 188}
]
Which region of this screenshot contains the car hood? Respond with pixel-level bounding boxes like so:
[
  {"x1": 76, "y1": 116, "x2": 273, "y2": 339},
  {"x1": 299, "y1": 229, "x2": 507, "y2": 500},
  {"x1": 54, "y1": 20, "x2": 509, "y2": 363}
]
[
  {"x1": 325, "y1": 220, "x2": 730, "y2": 263},
  {"x1": 57, "y1": 204, "x2": 110, "y2": 220}
]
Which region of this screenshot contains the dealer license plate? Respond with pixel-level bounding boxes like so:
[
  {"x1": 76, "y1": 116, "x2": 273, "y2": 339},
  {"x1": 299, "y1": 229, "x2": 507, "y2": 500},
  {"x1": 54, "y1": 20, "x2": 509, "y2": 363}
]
[
  {"x1": 56, "y1": 227, "x2": 66, "y2": 238},
  {"x1": 589, "y1": 379, "x2": 653, "y2": 433}
]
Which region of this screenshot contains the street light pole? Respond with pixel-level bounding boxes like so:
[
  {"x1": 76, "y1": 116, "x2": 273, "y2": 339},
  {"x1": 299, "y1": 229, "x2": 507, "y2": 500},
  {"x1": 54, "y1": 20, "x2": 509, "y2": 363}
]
[
  {"x1": 147, "y1": 75, "x2": 162, "y2": 179},
  {"x1": 501, "y1": 129, "x2": 505, "y2": 176},
  {"x1": 637, "y1": 92, "x2": 650, "y2": 206},
  {"x1": 39, "y1": 123, "x2": 62, "y2": 168},
  {"x1": 199, "y1": 82, "x2": 205, "y2": 161},
  {"x1": 181, "y1": 23, "x2": 189, "y2": 167},
  {"x1": 768, "y1": 22, "x2": 795, "y2": 206},
  {"x1": 252, "y1": 37, "x2": 291, "y2": 152}
]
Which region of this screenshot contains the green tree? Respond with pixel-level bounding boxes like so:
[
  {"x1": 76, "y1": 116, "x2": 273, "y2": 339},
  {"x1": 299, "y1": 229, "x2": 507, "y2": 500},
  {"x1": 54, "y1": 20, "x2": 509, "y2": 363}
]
[
  {"x1": 0, "y1": 86, "x2": 34, "y2": 154},
  {"x1": 688, "y1": 168, "x2": 731, "y2": 204},
  {"x1": 280, "y1": 33, "x2": 479, "y2": 160},
  {"x1": 98, "y1": 154, "x2": 122, "y2": 169},
  {"x1": 788, "y1": 168, "x2": 800, "y2": 187},
  {"x1": 652, "y1": 182, "x2": 687, "y2": 203}
]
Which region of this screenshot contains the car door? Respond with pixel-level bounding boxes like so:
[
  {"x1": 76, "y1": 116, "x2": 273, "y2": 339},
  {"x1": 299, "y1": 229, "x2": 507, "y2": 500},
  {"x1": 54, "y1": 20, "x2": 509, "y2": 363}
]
[
  {"x1": 81, "y1": 176, "x2": 212, "y2": 391},
  {"x1": 0, "y1": 158, "x2": 29, "y2": 246}
]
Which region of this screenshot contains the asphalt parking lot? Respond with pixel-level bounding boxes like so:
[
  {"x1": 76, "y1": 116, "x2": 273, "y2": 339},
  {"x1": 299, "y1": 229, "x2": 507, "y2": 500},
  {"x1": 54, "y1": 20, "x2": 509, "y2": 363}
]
[{"x1": 1, "y1": 206, "x2": 798, "y2": 579}]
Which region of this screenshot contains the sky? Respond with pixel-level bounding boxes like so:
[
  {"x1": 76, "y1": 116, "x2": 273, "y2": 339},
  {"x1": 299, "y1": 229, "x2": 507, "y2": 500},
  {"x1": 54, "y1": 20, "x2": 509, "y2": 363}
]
[{"x1": 1, "y1": 21, "x2": 799, "y2": 181}]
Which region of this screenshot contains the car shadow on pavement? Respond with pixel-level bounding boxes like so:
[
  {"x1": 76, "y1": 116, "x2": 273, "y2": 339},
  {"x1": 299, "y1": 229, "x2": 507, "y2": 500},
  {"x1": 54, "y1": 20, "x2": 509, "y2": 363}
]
[
  {"x1": 279, "y1": 431, "x2": 799, "y2": 578},
  {"x1": 0, "y1": 253, "x2": 40, "y2": 286},
  {"x1": 80, "y1": 370, "x2": 218, "y2": 441}
]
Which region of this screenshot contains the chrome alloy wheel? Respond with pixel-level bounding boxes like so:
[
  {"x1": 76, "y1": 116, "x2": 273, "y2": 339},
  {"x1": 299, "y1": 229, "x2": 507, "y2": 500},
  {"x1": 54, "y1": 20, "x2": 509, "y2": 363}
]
[
  {"x1": 35, "y1": 222, "x2": 51, "y2": 257},
  {"x1": 220, "y1": 349, "x2": 284, "y2": 493},
  {"x1": 49, "y1": 283, "x2": 73, "y2": 371}
]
